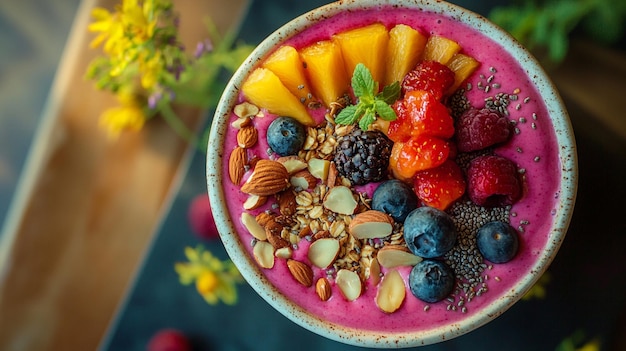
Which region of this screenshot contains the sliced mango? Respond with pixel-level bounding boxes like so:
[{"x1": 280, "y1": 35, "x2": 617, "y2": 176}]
[
  {"x1": 262, "y1": 45, "x2": 315, "y2": 104},
  {"x1": 241, "y1": 68, "x2": 315, "y2": 126},
  {"x1": 422, "y1": 35, "x2": 461, "y2": 65},
  {"x1": 446, "y1": 53, "x2": 480, "y2": 93},
  {"x1": 333, "y1": 23, "x2": 389, "y2": 87},
  {"x1": 384, "y1": 24, "x2": 427, "y2": 86},
  {"x1": 300, "y1": 40, "x2": 349, "y2": 107}
]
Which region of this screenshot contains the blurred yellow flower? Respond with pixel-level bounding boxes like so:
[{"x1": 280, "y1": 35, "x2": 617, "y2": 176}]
[
  {"x1": 522, "y1": 271, "x2": 551, "y2": 300},
  {"x1": 175, "y1": 246, "x2": 243, "y2": 305},
  {"x1": 99, "y1": 92, "x2": 145, "y2": 137},
  {"x1": 576, "y1": 339, "x2": 600, "y2": 351}
]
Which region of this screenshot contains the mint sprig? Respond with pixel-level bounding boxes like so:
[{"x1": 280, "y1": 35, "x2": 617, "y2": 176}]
[{"x1": 335, "y1": 63, "x2": 400, "y2": 130}]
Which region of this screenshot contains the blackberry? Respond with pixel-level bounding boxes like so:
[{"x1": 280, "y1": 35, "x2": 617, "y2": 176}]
[{"x1": 333, "y1": 128, "x2": 392, "y2": 185}]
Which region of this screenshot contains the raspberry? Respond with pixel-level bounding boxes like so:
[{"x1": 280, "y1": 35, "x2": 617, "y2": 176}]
[
  {"x1": 147, "y1": 329, "x2": 191, "y2": 351},
  {"x1": 467, "y1": 155, "x2": 522, "y2": 207},
  {"x1": 455, "y1": 108, "x2": 512, "y2": 152},
  {"x1": 333, "y1": 128, "x2": 393, "y2": 185},
  {"x1": 188, "y1": 194, "x2": 219, "y2": 240},
  {"x1": 401, "y1": 61, "x2": 455, "y2": 100}
]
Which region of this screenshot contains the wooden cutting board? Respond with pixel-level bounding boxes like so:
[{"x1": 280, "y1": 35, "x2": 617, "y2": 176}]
[{"x1": 0, "y1": 0, "x2": 248, "y2": 350}]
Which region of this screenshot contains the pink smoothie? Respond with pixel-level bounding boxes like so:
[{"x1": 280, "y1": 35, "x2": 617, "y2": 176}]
[{"x1": 220, "y1": 7, "x2": 561, "y2": 334}]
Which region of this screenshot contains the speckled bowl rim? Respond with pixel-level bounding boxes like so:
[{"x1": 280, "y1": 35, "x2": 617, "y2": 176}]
[{"x1": 207, "y1": 0, "x2": 578, "y2": 347}]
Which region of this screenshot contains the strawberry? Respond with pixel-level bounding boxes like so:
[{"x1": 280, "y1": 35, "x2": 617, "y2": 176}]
[
  {"x1": 389, "y1": 135, "x2": 450, "y2": 179},
  {"x1": 387, "y1": 90, "x2": 455, "y2": 142},
  {"x1": 401, "y1": 61, "x2": 455, "y2": 100},
  {"x1": 413, "y1": 159, "x2": 466, "y2": 210}
]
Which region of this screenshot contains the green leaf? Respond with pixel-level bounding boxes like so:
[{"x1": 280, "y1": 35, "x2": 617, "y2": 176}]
[
  {"x1": 351, "y1": 63, "x2": 376, "y2": 98},
  {"x1": 377, "y1": 81, "x2": 401, "y2": 104},
  {"x1": 374, "y1": 100, "x2": 397, "y2": 121},
  {"x1": 335, "y1": 104, "x2": 359, "y2": 125},
  {"x1": 358, "y1": 109, "x2": 376, "y2": 131}
]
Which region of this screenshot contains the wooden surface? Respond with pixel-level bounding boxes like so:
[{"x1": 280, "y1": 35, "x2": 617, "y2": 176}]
[{"x1": 0, "y1": 0, "x2": 248, "y2": 350}]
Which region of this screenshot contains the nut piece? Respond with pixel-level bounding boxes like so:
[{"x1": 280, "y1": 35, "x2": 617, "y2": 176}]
[
  {"x1": 275, "y1": 246, "x2": 293, "y2": 259},
  {"x1": 336, "y1": 269, "x2": 362, "y2": 301},
  {"x1": 376, "y1": 245, "x2": 422, "y2": 268},
  {"x1": 265, "y1": 221, "x2": 290, "y2": 249},
  {"x1": 316, "y1": 277, "x2": 332, "y2": 301},
  {"x1": 237, "y1": 126, "x2": 258, "y2": 148},
  {"x1": 276, "y1": 190, "x2": 297, "y2": 216},
  {"x1": 326, "y1": 162, "x2": 339, "y2": 187},
  {"x1": 287, "y1": 259, "x2": 313, "y2": 287},
  {"x1": 308, "y1": 158, "x2": 330, "y2": 182},
  {"x1": 375, "y1": 269, "x2": 406, "y2": 313},
  {"x1": 234, "y1": 102, "x2": 260, "y2": 118},
  {"x1": 348, "y1": 210, "x2": 394, "y2": 239},
  {"x1": 277, "y1": 156, "x2": 308, "y2": 174},
  {"x1": 241, "y1": 160, "x2": 290, "y2": 196},
  {"x1": 290, "y1": 170, "x2": 317, "y2": 189},
  {"x1": 241, "y1": 212, "x2": 267, "y2": 241},
  {"x1": 228, "y1": 147, "x2": 247, "y2": 185},
  {"x1": 231, "y1": 116, "x2": 252, "y2": 129},
  {"x1": 253, "y1": 241, "x2": 275, "y2": 269},
  {"x1": 369, "y1": 257, "x2": 382, "y2": 285},
  {"x1": 307, "y1": 238, "x2": 340, "y2": 268},
  {"x1": 243, "y1": 194, "x2": 267, "y2": 210},
  {"x1": 323, "y1": 186, "x2": 358, "y2": 215}
]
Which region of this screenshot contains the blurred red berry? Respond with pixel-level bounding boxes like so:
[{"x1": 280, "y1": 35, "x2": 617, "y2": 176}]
[
  {"x1": 147, "y1": 329, "x2": 191, "y2": 351},
  {"x1": 188, "y1": 194, "x2": 219, "y2": 240}
]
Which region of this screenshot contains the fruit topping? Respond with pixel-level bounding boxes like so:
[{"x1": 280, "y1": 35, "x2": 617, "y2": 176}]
[
  {"x1": 413, "y1": 159, "x2": 466, "y2": 211},
  {"x1": 333, "y1": 128, "x2": 393, "y2": 185},
  {"x1": 445, "y1": 53, "x2": 480, "y2": 93},
  {"x1": 467, "y1": 155, "x2": 522, "y2": 207},
  {"x1": 456, "y1": 107, "x2": 513, "y2": 152},
  {"x1": 388, "y1": 135, "x2": 450, "y2": 179},
  {"x1": 403, "y1": 206, "x2": 458, "y2": 258},
  {"x1": 300, "y1": 39, "x2": 350, "y2": 107},
  {"x1": 409, "y1": 259, "x2": 456, "y2": 303},
  {"x1": 388, "y1": 90, "x2": 455, "y2": 142},
  {"x1": 371, "y1": 179, "x2": 418, "y2": 223},
  {"x1": 401, "y1": 61, "x2": 455, "y2": 100},
  {"x1": 384, "y1": 24, "x2": 427, "y2": 87},
  {"x1": 476, "y1": 221, "x2": 520, "y2": 263},
  {"x1": 262, "y1": 45, "x2": 315, "y2": 104},
  {"x1": 422, "y1": 35, "x2": 461, "y2": 65},
  {"x1": 241, "y1": 68, "x2": 315, "y2": 126},
  {"x1": 266, "y1": 116, "x2": 307, "y2": 156}
]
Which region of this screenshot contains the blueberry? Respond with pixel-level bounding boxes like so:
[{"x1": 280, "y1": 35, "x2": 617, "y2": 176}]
[
  {"x1": 266, "y1": 116, "x2": 306, "y2": 156},
  {"x1": 403, "y1": 207, "x2": 458, "y2": 258},
  {"x1": 476, "y1": 221, "x2": 519, "y2": 263},
  {"x1": 409, "y1": 259, "x2": 455, "y2": 303},
  {"x1": 371, "y1": 180, "x2": 418, "y2": 223}
]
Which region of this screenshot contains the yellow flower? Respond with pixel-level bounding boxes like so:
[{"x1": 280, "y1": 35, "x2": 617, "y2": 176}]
[
  {"x1": 175, "y1": 246, "x2": 243, "y2": 305},
  {"x1": 99, "y1": 92, "x2": 145, "y2": 137},
  {"x1": 522, "y1": 271, "x2": 551, "y2": 300},
  {"x1": 576, "y1": 339, "x2": 600, "y2": 351}
]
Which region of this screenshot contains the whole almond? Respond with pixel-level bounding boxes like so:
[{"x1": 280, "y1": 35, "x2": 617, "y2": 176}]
[
  {"x1": 228, "y1": 147, "x2": 247, "y2": 185},
  {"x1": 316, "y1": 277, "x2": 332, "y2": 301},
  {"x1": 241, "y1": 160, "x2": 290, "y2": 196},
  {"x1": 237, "y1": 126, "x2": 258, "y2": 148},
  {"x1": 276, "y1": 189, "x2": 297, "y2": 216},
  {"x1": 287, "y1": 259, "x2": 313, "y2": 287}
]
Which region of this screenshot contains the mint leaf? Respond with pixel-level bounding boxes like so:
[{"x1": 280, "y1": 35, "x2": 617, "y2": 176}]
[
  {"x1": 335, "y1": 64, "x2": 400, "y2": 130},
  {"x1": 377, "y1": 81, "x2": 401, "y2": 104},
  {"x1": 374, "y1": 100, "x2": 397, "y2": 121},
  {"x1": 335, "y1": 104, "x2": 359, "y2": 125},
  {"x1": 351, "y1": 63, "x2": 376, "y2": 98}
]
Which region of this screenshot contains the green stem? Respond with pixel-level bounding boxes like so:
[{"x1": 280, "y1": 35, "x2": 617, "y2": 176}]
[{"x1": 159, "y1": 102, "x2": 205, "y2": 153}]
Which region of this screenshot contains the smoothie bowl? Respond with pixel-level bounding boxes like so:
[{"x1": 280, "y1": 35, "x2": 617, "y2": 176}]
[{"x1": 206, "y1": 0, "x2": 577, "y2": 347}]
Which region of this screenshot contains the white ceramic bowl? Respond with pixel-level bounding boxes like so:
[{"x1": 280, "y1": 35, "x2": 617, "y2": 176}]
[{"x1": 207, "y1": 0, "x2": 577, "y2": 347}]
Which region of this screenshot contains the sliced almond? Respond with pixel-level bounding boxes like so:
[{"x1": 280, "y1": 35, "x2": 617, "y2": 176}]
[
  {"x1": 323, "y1": 186, "x2": 357, "y2": 215},
  {"x1": 241, "y1": 159, "x2": 290, "y2": 196},
  {"x1": 308, "y1": 158, "x2": 330, "y2": 182},
  {"x1": 348, "y1": 210, "x2": 394, "y2": 239},
  {"x1": 241, "y1": 212, "x2": 267, "y2": 241},
  {"x1": 375, "y1": 269, "x2": 406, "y2": 313},
  {"x1": 277, "y1": 156, "x2": 308, "y2": 174},
  {"x1": 243, "y1": 194, "x2": 267, "y2": 210},
  {"x1": 287, "y1": 259, "x2": 314, "y2": 287},
  {"x1": 231, "y1": 116, "x2": 252, "y2": 129},
  {"x1": 265, "y1": 221, "x2": 290, "y2": 249},
  {"x1": 275, "y1": 246, "x2": 293, "y2": 259},
  {"x1": 290, "y1": 170, "x2": 317, "y2": 189},
  {"x1": 369, "y1": 257, "x2": 382, "y2": 286},
  {"x1": 276, "y1": 190, "x2": 297, "y2": 216},
  {"x1": 237, "y1": 126, "x2": 258, "y2": 148},
  {"x1": 316, "y1": 277, "x2": 332, "y2": 301},
  {"x1": 336, "y1": 269, "x2": 362, "y2": 301},
  {"x1": 253, "y1": 241, "x2": 275, "y2": 269},
  {"x1": 228, "y1": 147, "x2": 247, "y2": 185},
  {"x1": 233, "y1": 102, "x2": 259, "y2": 118},
  {"x1": 377, "y1": 245, "x2": 422, "y2": 268},
  {"x1": 326, "y1": 162, "x2": 339, "y2": 187},
  {"x1": 307, "y1": 238, "x2": 340, "y2": 268}
]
